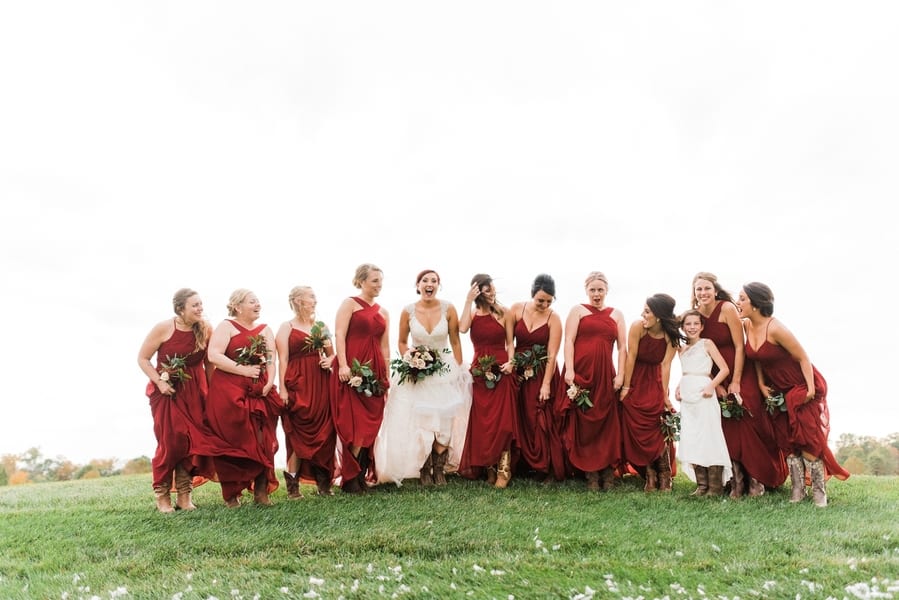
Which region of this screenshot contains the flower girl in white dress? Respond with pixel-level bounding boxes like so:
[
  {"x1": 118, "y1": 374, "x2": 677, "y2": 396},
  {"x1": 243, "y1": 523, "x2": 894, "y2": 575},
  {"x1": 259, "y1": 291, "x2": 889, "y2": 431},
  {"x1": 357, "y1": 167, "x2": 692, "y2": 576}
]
[{"x1": 675, "y1": 309, "x2": 733, "y2": 496}]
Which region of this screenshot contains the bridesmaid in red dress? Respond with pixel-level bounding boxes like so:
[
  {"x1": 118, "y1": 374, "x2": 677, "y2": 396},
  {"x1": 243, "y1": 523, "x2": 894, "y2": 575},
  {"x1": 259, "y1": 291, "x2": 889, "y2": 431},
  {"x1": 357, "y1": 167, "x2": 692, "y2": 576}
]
[
  {"x1": 692, "y1": 272, "x2": 787, "y2": 497},
  {"x1": 556, "y1": 271, "x2": 627, "y2": 491},
  {"x1": 275, "y1": 285, "x2": 337, "y2": 498},
  {"x1": 458, "y1": 273, "x2": 519, "y2": 488},
  {"x1": 137, "y1": 288, "x2": 213, "y2": 513},
  {"x1": 738, "y1": 282, "x2": 849, "y2": 507},
  {"x1": 508, "y1": 274, "x2": 566, "y2": 482},
  {"x1": 203, "y1": 289, "x2": 282, "y2": 507},
  {"x1": 330, "y1": 263, "x2": 390, "y2": 494},
  {"x1": 619, "y1": 294, "x2": 681, "y2": 492}
]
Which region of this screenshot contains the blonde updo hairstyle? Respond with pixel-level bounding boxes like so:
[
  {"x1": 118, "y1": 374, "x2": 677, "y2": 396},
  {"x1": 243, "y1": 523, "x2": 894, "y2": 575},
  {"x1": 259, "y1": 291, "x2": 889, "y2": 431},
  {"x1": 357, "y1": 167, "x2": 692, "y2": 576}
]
[
  {"x1": 288, "y1": 285, "x2": 315, "y2": 319},
  {"x1": 352, "y1": 263, "x2": 383, "y2": 289},
  {"x1": 226, "y1": 288, "x2": 255, "y2": 318}
]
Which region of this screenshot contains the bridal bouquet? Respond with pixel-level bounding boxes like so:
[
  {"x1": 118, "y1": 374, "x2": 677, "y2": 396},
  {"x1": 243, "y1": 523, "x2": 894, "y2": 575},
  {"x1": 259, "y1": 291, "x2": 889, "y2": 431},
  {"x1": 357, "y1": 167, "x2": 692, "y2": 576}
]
[
  {"x1": 512, "y1": 344, "x2": 548, "y2": 382},
  {"x1": 471, "y1": 354, "x2": 503, "y2": 389},
  {"x1": 347, "y1": 358, "x2": 386, "y2": 397},
  {"x1": 390, "y1": 344, "x2": 450, "y2": 385},
  {"x1": 566, "y1": 383, "x2": 593, "y2": 411}
]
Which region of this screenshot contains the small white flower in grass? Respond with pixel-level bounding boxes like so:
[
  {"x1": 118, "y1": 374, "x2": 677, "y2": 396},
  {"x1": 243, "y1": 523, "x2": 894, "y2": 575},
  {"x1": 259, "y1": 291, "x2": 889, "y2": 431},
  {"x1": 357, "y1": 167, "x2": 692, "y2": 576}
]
[
  {"x1": 279, "y1": 588, "x2": 289, "y2": 594},
  {"x1": 450, "y1": 583, "x2": 457, "y2": 590},
  {"x1": 762, "y1": 581, "x2": 777, "y2": 590},
  {"x1": 675, "y1": 550, "x2": 684, "y2": 557},
  {"x1": 473, "y1": 564, "x2": 485, "y2": 573},
  {"x1": 186, "y1": 573, "x2": 193, "y2": 581},
  {"x1": 367, "y1": 564, "x2": 374, "y2": 573},
  {"x1": 309, "y1": 577, "x2": 324, "y2": 586},
  {"x1": 552, "y1": 544, "x2": 561, "y2": 551},
  {"x1": 110, "y1": 587, "x2": 128, "y2": 598},
  {"x1": 377, "y1": 575, "x2": 389, "y2": 581},
  {"x1": 490, "y1": 569, "x2": 505, "y2": 576},
  {"x1": 351, "y1": 580, "x2": 359, "y2": 592},
  {"x1": 390, "y1": 566, "x2": 402, "y2": 574},
  {"x1": 452, "y1": 568, "x2": 458, "y2": 575},
  {"x1": 231, "y1": 590, "x2": 240, "y2": 597},
  {"x1": 397, "y1": 584, "x2": 411, "y2": 593},
  {"x1": 302, "y1": 591, "x2": 320, "y2": 599},
  {"x1": 711, "y1": 544, "x2": 720, "y2": 552},
  {"x1": 670, "y1": 582, "x2": 686, "y2": 593},
  {"x1": 378, "y1": 585, "x2": 385, "y2": 594},
  {"x1": 801, "y1": 580, "x2": 822, "y2": 592}
]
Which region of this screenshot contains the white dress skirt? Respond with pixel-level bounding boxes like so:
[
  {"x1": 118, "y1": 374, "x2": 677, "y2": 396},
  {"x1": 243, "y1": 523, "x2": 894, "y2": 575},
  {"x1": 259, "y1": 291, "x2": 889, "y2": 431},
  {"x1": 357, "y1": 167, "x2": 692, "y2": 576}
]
[
  {"x1": 676, "y1": 340, "x2": 733, "y2": 484},
  {"x1": 374, "y1": 301, "x2": 472, "y2": 485}
]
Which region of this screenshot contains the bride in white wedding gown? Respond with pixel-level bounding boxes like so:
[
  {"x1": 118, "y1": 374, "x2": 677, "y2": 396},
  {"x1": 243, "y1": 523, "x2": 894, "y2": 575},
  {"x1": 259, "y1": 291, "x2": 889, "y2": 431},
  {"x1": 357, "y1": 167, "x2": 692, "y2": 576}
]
[{"x1": 374, "y1": 270, "x2": 472, "y2": 486}]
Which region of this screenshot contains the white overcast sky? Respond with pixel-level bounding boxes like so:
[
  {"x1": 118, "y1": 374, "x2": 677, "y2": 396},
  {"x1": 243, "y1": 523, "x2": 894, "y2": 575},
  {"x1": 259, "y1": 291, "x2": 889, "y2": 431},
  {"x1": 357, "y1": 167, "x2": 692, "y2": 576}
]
[{"x1": 1, "y1": 2, "x2": 896, "y2": 465}]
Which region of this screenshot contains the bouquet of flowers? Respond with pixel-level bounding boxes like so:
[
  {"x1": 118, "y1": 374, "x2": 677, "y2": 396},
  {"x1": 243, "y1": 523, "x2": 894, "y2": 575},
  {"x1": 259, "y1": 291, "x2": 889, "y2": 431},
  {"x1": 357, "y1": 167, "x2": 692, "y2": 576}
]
[
  {"x1": 719, "y1": 392, "x2": 751, "y2": 419},
  {"x1": 302, "y1": 320, "x2": 332, "y2": 357},
  {"x1": 660, "y1": 410, "x2": 680, "y2": 443},
  {"x1": 347, "y1": 358, "x2": 386, "y2": 397},
  {"x1": 159, "y1": 354, "x2": 192, "y2": 391},
  {"x1": 764, "y1": 392, "x2": 787, "y2": 415},
  {"x1": 512, "y1": 344, "x2": 548, "y2": 382},
  {"x1": 471, "y1": 354, "x2": 504, "y2": 389},
  {"x1": 566, "y1": 383, "x2": 593, "y2": 411},
  {"x1": 390, "y1": 344, "x2": 450, "y2": 385},
  {"x1": 235, "y1": 334, "x2": 271, "y2": 382}
]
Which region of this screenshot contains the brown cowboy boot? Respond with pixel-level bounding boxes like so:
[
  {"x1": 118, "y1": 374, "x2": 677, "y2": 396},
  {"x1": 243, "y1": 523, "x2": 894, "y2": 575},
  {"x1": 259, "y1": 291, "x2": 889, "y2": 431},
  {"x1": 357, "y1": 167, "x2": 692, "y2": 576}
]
[
  {"x1": 657, "y1": 447, "x2": 672, "y2": 492},
  {"x1": 707, "y1": 465, "x2": 724, "y2": 496},
  {"x1": 643, "y1": 463, "x2": 658, "y2": 492},
  {"x1": 419, "y1": 453, "x2": 434, "y2": 487},
  {"x1": 253, "y1": 471, "x2": 273, "y2": 506},
  {"x1": 154, "y1": 485, "x2": 175, "y2": 513},
  {"x1": 600, "y1": 467, "x2": 616, "y2": 491},
  {"x1": 787, "y1": 455, "x2": 806, "y2": 503},
  {"x1": 585, "y1": 470, "x2": 601, "y2": 491},
  {"x1": 283, "y1": 471, "x2": 304, "y2": 500},
  {"x1": 432, "y1": 449, "x2": 448, "y2": 486},
  {"x1": 691, "y1": 465, "x2": 709, "y2": 496},
  {"x1": 174, "y1": 465, "x2": 197, "y2": 511},
  {"x1": 804, "y1": 457, "x2": 827, "y2": 508},
  {"x1": 729, "y1": 460, "x2": 745, "y2": 499},
  {"x1": 313, "y1": 465, "x2": 334, "y2": 496},
  {"x1": 747, "y1": 476, "x2": 765, "y2": 497}
]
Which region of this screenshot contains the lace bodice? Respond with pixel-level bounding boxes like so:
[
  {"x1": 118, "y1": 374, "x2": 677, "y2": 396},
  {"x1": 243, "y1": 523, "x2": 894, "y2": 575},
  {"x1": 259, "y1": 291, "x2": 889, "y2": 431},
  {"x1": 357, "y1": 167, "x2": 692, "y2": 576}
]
[
  {"x1": 407, "y1": 301, "x2": 451, "y2": 351},
  {"x1": 680, "y1": 341, "x2": 712, "y2": 377}
]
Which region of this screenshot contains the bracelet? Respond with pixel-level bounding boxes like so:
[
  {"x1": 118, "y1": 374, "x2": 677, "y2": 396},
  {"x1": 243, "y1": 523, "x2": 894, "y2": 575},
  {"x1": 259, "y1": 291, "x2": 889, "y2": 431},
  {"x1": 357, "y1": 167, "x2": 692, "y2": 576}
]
[{"x1": 621, "y1": 387, "x2": 631, "y2": 391}]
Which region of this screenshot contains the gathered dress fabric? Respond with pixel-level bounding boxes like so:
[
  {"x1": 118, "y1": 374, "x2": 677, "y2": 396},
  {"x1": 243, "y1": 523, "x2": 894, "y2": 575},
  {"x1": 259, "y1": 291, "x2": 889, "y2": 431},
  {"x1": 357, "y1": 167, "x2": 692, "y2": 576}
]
[
  {"x1": 554, "y1": 305, "x2": 622, "y2": 475},
  {"x1": 512, "y1": 317, "x2": 566, "y2": 480},
  {"x1": 146, "y1": 326, "x2": 209, "y2": 490},
  {"x1": 676, "y1": 341, "x2": 733, "y2": 483},
  {"x1": 198, "y1": 320, "x2": 281, "y2": 500},
  {"x1": 281, "y1": 326, "x2": 337, "y2": 485},
  {"x1": 620, "y1": 333, "x2": 672, "y2": 475},
  {"x1": 701, "y1": 302, "x2": 787, "y2": 488},
  {"x1": 459, "y1": 314, "x2": 519, "y2": 477},
  {"x1": 330, "y1": 297, "x2": 389, "y2": 486},
  {"x1": 374, "y1": 301, "x2": 472, "y2": 485},
  {"x1": 745, "y1": 332, "x2": 849, "y2": 480}
]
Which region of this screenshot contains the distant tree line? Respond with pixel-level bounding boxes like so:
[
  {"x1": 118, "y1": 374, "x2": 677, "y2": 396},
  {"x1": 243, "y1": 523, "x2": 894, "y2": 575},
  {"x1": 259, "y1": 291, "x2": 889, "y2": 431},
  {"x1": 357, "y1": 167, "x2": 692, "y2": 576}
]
[
  {"x1": 1, "y1": 434, "x2": 896, "y2": 486},
  {"x1": 835, "y1": 433, "x2": 899, "y2": 476},
  {"x1": 0, "y1": 447, "x2": 151, "y2": 486}
]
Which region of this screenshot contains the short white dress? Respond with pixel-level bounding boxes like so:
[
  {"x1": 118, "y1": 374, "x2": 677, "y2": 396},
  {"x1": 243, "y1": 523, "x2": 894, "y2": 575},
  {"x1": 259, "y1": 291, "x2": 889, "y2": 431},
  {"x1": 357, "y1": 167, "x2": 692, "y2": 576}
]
[
  {"x1": 374, "y1": 300, "x2": 472, "y2": 485},
  {"x1": 676, "y1": 340, "x2": 733, "y2": 483}
]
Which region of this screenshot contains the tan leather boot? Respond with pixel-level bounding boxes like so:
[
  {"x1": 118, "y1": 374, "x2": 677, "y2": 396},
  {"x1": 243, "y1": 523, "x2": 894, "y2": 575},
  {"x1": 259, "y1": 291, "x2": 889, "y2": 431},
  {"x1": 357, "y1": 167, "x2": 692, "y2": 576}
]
[
  {"x1": 600, "y1": 467, "x2": 616, "y2": 491},
  {"x1": 643, "y1": 463, "x2": 658, "y2": 492},
  {"x1": 174, "y1": 465, "x2": 197, "y2": 511},
  {"x1": 494, "y1": 450, "x2": 512, "y2": 489},
  {"x1": 585, "y1": 470, "x2": 601, "y2": 491},
  {"x1": 729, "y1": 460, "x2": 744, "y2": 499},
  {"x1": 154, "y1": 486, "x2": 175, "y2": 513},
  {"x1": 283, "y1": 471, "x2": 304, "y2": 500},
  {"x1": 657, "y1": 447, "x2": 672, "y2": 492},
  {"x1": 253, "y1": 472, "x2": 273, "y2": 506}
]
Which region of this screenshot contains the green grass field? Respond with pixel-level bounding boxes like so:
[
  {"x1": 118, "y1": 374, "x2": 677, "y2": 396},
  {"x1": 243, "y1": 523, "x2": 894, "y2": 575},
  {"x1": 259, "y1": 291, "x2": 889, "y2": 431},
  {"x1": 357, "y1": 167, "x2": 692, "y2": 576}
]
[{"x1": 1, "y1": 472, "x2": 897, "y2": 599}]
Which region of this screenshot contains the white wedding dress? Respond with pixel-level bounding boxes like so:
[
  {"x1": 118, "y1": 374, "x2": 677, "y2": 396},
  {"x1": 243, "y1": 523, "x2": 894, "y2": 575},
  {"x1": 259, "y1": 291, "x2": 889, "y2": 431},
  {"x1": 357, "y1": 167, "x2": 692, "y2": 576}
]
[
  {"x1": 676, "y1": 340, "x2": 732, "y2": 484},
  {"x1": 374, "y1": 300, "x2": 472, "y2": 486}
]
